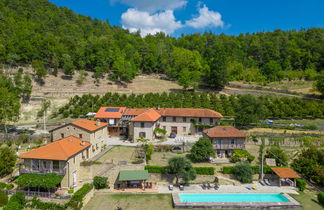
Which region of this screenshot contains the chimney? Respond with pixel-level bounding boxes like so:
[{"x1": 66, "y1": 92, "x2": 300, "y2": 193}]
[
  {"x1": 157, "y1": 106, "x2": 160, "y2": 110},
  {"x1": 96, "y1": 120, "x2": 101, "y2": 127}
]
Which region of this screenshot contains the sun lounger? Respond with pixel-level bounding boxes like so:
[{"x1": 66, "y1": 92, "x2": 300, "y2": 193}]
[
  {"x1": 168, "y1": 185, "x2": 173, "y2": 191},
  {"x1": 179, "y1": 185, "x2": 184, "y2": 191},
  {"x1": 264, "y1": 179, "x2": 271, "y2": 186},
  {"x1": 214, "y1": 184, "x2": 219, "y2": 190},
  {"x1": 252, "y1": 184, "x2": 257, "y2": 190},
  {"x1": 259, "y1": 180, "x2": 266, "y2": 186},
  {"x1": 207, "y1": 183, "x2": 211, "y2": 189},
  {"x1": 246, "y1": 185, "x2": 252, "y2": 190},
  {"x1": 202, "y1": 183, "x2": 207, "y2": 190}
]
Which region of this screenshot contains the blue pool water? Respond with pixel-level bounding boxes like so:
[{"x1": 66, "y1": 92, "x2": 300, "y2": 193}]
[{"x1": 179, "y1": 193, "x2": 290, "y2": 203}]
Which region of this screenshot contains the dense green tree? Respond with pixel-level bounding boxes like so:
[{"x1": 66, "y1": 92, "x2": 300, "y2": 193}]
[
  {"x1": 233, "y1": 163, "x2": 253, "y2": 183},
  {"x1": 0, "y1": 147, "x2": 17, "y2": 177},
  {"x1": 190, "y1": 137, "x2": 215, "y2": 162},
  {"x1": 167, "y1": 157, "x2": 196, "y2": 185},
  {"x1": 235, "y1": 94, "x2": 267, "y2": 126},
  {"x1": 265, "y1": 146, "x2": 288, "y2": 166},
  {"x1": 32, "y1": 60, "x2": 47, "y2": 80},
  {"x1": 292, "y1": 146, "x2": 324, "y2": 186},
  {"x1": 0, "y1": 88, "x2": 20, "y2": 133},
  {"x1": 315, "y1": 72, "x2": 324, "y2": 96}
]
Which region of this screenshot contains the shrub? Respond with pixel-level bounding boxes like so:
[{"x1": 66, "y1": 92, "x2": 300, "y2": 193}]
[
  {"x1": 222, "y1": 166, "x2": 234, "y2": 174},
  {"x1": 230, "y1": 149, "x2": 255, "y2": 163},
  {"x1": 28, "y1": 197, "x2": 65, "y2": 210},
  {"x1": 66, "y1": 183, "x2": 93, "y2": 209},
  {"x1": 144, "y1": 165, "x2": 167, "y2": 173},
  {"x1": 233, "y1": 163, "x2": 253, "y2": 183},
  {"x1": 193, "y1": 167, "x2": 215, "y2": 175},
  {"x1": 189, "y1": 137, "x2": 215, "y2": 162},
  {"x1": 67, "y1": 189, "x2": 74, "y2": 194},
  {"x1": 296, "y1": 179, "x2": 307, "y2": 192},
  {"x1": 318, "y1": 192, "x2": 324, "y2": 206},
  {"x1": 9, "y1": 192, "x2": 25, "y2": 206},
  {"x1": 0, "y1": 182, "x2": 7, "y2": 189},
  {"x1": 0, "y1": 191, "x2": 8, "y2": 207},
  {"x1": 93, "y1": 176, "x2": 108, "y2": 189},
  {"x1": 3, "y1": 201, "x2": 21, "y2": 210},
  {"x1": 6, "y1": 184, "x2": 14, "y2": 190}
]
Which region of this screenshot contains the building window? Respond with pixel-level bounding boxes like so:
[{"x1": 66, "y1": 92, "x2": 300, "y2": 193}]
[
  {"x1": 32, "y1": 160, "x2": 39, "y2": 170},
  {"x1": 79, "y1": 134, "x2": 83, "y2": 139},
  {"x1": 53, "y1": 160, "x2": 60, "y2": 170},
  {"x1": 210, "y1": 118, "x2": 213, "y2": 124},
  {"x1": 183, "y1": 127, "x2": 186, "y2": 132},
  {"x1": 162, "y1": 117, "x2": 166, "y2": 122},
  {"x1": 183, "y1": 117, "x2": 186, "y2": 122},
  {"x1": 61, "y1": 133, "x2": 64, "y2": 138},
  {"x1": 173, "y1": 117, "x2": 176, "y2": 122},
  {"x1": 199, "y1": 118, "x2": 202, "y2": 123},
  {"x1": 231, "y1": 139, "x2": 235, "y2": 144},
  {"x1": 141, "y1": 122, "x2": 145, "y2": 128},
  {"x1": 139, "y1": 132, "x2": 146, "y2": 138}
]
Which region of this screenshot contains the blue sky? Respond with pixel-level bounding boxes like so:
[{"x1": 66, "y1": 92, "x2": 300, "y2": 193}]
[{"x1": 50, "y1": 0, "x2": 324, "y2": 37}]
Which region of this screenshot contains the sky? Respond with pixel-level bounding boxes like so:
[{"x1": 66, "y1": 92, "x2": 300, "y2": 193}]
[{"x1": 50, "y1": 0, "x2": 324, "y2": 37}]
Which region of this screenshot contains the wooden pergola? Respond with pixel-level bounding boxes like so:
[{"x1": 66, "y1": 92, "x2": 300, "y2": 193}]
[{"x1": 116, "y1": 170, "x2": 149, "y2": 190}]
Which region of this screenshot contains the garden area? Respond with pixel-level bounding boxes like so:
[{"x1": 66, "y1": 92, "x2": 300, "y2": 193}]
[{"x1": 97, "y1": 146, "x2": 138, "y2": 164}]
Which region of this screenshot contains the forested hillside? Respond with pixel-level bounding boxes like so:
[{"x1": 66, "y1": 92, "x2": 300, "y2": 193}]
[{"x1": 0, "y1": 0, "x2": 323, "y2": 90}]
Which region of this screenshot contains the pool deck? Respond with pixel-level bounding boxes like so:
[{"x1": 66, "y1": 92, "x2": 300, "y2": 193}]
[
  {"x1": 172, "y1": 192, "x2": 302, "y2": 209},
  {"x1": 158, "y1": 182, "x2": 299, "y2": 195}
]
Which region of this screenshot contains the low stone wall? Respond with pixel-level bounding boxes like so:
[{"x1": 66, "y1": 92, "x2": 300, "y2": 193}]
[{"x1": 81, "y1": 188, "x2": 95, "y2": 210}]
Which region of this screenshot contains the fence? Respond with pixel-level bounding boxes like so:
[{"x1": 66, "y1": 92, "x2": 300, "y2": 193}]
[{"x1": 0, "y1": 189, "x2": 71, "y2": 199}]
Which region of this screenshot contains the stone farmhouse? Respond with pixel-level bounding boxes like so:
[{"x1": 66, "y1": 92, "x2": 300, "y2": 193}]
[
  {"x1": 203, "y1": 126, "x2": 246, "y2": 158},
  {"x1": 95, "y1": 107, "x2": 223, "y2": 142}
]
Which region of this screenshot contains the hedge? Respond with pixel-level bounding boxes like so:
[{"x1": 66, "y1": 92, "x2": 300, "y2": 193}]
[
  {"x1": 0, "y1": 191, "x2": 8, "y2": 207},
  {"x1": 145, "y1": 165, "x2": 215, "y2": 175},
  {"x1": 93, "y1": 176, "x2": 108, "y2": 189},
  {"x1": 28, "y1": 197, "x2": 65, "y2": 210},
  {"x1": 144, "y1": 165, "x2": 167, "y2": 174},
  {"x1": 66, "y1": 183, "x2": 93, "y2": 209},
  {"x1": 194, "y1": 167, "x2": 215, "y2": 175},
  {"x1": 318, "y1": 192, "x2": 324, "y2": 206},
  {"x1": 223, "y1": 165, "x2": 272, "y2": 174}
]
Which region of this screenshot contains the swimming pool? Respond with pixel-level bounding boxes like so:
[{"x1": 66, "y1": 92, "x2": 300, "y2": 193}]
[
  {"x1": 179, "y1": 193, "x2": 290, "y2": 203},
  {"x1": 172, "y1": 193, "x2": 302, "y2": 209}
]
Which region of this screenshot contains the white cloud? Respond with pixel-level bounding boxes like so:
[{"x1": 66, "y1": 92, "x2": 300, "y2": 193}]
[
  {"x1": 112, "y1": 0, "x2": 187, "y2": 13},
  {"x1": 186, "y1": 4, "x2": 224, "y2": 29},
  {"x1": 121, "y1": 9, "x2": 183, "y2": 37}
]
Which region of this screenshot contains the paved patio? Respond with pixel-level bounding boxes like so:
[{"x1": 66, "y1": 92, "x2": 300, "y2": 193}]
[{"x1": 158, "y1": 182, "x2": 299, "y2": 195}]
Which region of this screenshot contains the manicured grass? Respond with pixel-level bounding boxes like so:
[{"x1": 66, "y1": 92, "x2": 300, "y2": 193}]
[
  {"x1": 85, "y1": 193, "x2": 176, "y2": 210},
  {"x1": 97, "y1": 146, "x2": 137, "y2": 163},
  {"x1": 289, "y1": 190, "x2": 323, "y2": 210}
]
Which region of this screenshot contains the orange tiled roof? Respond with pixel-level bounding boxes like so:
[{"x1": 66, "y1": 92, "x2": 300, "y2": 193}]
[
  {"x1": 203, "y1": 126, "x2": 246, "y2": 138},
  {"x1": 19, "y1": 136, "x2": 91, "y2": 161},
  {"x1": 271, "y1": 167, "x2": 300, "y2": 178},
  {"x1": 94, "y1": 107, "x2": 126, "y2": 119},
  {"x1": 124, "y1": 108, "x2": 148, "y2": 116},
  {"x1": 157, "y1": 108, "x2": 223, "y2": 118},
  {"x1": 130, "y1": 109, "x2": 161, "y2": 122},
  {"x1": 72, "y1": 119, "x2": 108, "y2": 132}
]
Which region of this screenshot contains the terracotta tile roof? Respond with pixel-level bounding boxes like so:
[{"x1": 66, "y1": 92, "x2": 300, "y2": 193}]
[
  {"x1": 130, "y1": 109, "x2": 161, "y2": 122},
  {"x1": 124, "y1": 108, "x2": 148, "y2": 116},
  {"x1": 157, "y1": 108, "x2": 223, "y2": 118},
  {"x1": 19, "y1": 136, "x2": 91, "y2": 161},
  {"x1": 94, "y1": 107, "x2": 126, "y2": 119},
  {"x1": 271, "y1": 167, "x2": 300, "y2": 178},
  {"x1": 71, "y1": 119, "x2": 108, "y2": 132},
  {"x1": 203, "y1": 126, "x2": 246, "y2": 138}
]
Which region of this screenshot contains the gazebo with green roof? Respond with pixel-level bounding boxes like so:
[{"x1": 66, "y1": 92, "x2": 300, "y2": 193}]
[{"x1": 116, "y1": 170, "x2": 149, "y2": 190}]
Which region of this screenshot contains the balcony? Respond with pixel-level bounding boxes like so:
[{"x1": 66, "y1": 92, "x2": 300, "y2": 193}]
[
  {"x1": 20, "y1": 168, "x2": 66, "y2": 176},
  {"x1": 214, "y1": 144, "x2": 245, "y2": 150}
]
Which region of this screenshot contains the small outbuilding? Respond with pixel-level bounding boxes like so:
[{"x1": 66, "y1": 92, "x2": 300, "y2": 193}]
[
  {"x1": 271, "y1": 167, "x2": 300, "y2": 187},
  {"x1": 116, "y1": 170, "x2": 149, "y2": 190}
]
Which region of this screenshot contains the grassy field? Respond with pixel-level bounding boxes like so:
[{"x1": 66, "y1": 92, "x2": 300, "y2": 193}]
[
  {"x1": 97, "y1": 146, "x2": 137, "y2": 163},
  {"x1": 85, "y1": 191, "x2": 323, "y2": 210}
]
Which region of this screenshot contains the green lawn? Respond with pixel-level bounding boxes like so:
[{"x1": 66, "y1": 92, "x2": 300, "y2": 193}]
[
  {"x1": 289, "y1": 190, "x2": 323, "y2": 210},
  {"x1": 85, "y1": 191, "x2": 323, "y2": 210},
  {"x1": 97, "y1": 146, "x2": 137, "y2": 163}
]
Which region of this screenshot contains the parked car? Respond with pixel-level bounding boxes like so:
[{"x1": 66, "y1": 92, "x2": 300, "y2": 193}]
[{"x1": 169, "y1": 132, "x2": 177, "y2": 138}]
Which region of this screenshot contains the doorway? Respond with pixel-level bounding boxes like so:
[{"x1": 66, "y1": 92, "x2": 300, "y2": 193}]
[{"x1": 171, "y1": 126, "x2": 178, "y2": 134}]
